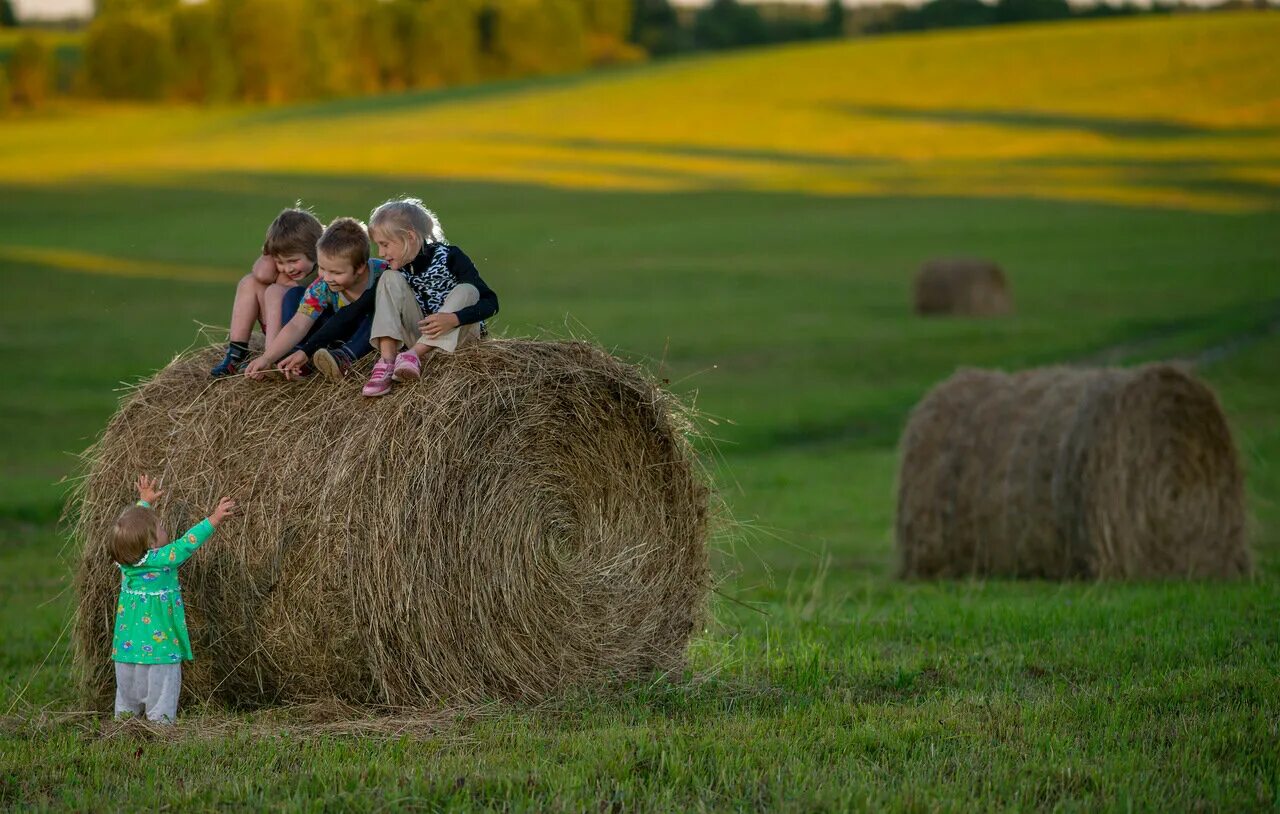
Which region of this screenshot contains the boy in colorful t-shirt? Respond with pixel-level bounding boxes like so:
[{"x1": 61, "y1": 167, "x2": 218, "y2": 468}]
[{"x1": 246, "y1": 217, "x2": 385, "y2": 381}]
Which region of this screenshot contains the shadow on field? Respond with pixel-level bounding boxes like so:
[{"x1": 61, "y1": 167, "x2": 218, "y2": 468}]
[{"x1": 836, "y1": 103, "x2": 1280, "y2": 140}]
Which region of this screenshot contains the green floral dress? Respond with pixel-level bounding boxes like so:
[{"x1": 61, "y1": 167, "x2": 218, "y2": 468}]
[{"x1": 111, "y1": 502, "x2": 214, "y2": 665}]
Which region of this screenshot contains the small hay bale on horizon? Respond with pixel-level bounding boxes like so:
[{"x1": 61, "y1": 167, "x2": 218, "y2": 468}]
[
  {"x1": 70, "y1": 339, "x2": 712, "y2": 711},
  {"x1": 896, "y1": 363, "x2": 1250, "y2": 580},
  {"x1": 913, "y1": 258, "x2": 1013, "y2": 317}
]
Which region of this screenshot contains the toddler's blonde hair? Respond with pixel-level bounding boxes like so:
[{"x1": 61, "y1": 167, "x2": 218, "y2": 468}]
[{"x1": 369, "y1": 197, "x2": 446, "y2": 257}]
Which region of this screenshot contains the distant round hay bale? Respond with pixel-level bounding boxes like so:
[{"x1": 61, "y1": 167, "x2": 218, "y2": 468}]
[
  {"x1": 913, "y1": 258, "x2": 1013, "y2": 317},
  {"x1": 71, "y1": 339, "x2": 711, "y2": 710},
  {"x1": 896, "y1": 363, "x2": 1249, "y2": 580}
]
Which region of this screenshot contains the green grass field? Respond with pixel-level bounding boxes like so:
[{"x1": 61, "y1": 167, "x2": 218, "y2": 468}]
[{"x1": 3, "y1": 15, "x2": 1280, "y2": 812}]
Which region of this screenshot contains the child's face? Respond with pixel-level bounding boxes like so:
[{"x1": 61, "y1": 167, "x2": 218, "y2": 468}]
[
  {"x1": 372, "y1": 228, "x2": 418, "y2": 270},
  {"x1": 317, "y1": 251, "x2": 368, "y2": 295},
  {"x1": 151, "y1": 519, "x2": 166, "y2": 550},
  {"x1": 273, "y1": 253, "x2": 314, "y2": 283}
]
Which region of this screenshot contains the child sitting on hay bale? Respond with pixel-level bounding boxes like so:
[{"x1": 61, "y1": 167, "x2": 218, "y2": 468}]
[
  {"x1": 360, "y1": 197, "x2": 500, "y2": 397},
  {"x1": 210, "y1": 208, "x2": 323, "y2": 378},
  {"x1": 110, "y1": 475, "x2": 235, "y2": 722},
  {"x1": 245, "y1": 217, "x2": 386, "y2": 382}
]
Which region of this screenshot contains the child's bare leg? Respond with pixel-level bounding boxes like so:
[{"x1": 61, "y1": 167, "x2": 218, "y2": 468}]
[
  {"x1": 378, "y1": 337, "x2": 401, "y2": 362},
  {"x1": 229, "y1": 273, "x2": 268, "y2": 344},
  {"x1": 215, "y1": 269, "x2": 273, "y2": 377},
  {"x1": 262, "y1": 284, "x2": 293, "y2": 346}
]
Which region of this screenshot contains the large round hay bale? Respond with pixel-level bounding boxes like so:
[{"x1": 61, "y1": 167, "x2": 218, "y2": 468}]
[
  {"x1": 896, "y1": 363, "x2": 1249, "y2": 579},
  {"x1": 71, "y1": 339, "x2": 711, "y2": 710},
  {"x1": 913, "y1": 258, "x2": 1013, "y2": 317}
]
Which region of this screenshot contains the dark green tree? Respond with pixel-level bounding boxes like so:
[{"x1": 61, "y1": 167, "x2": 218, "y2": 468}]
[
  {"x1": 994, "y1": 0, "x2": 1071, "y2": 23},
  {"x1": 898, "y1": 0, "x2": 995, "y2": 30},
  {"x1": 630, "y1": 0, "x2": 687, "y2": 55},
  {"x1": 693, "y1": 0, "x2": 767, "y2": 50},
  {"x1": 1, "y1": 0, "x2": 17, "y2": 28},
  {"x1": 96, "y1": 0, "x2": 180, "y2": 13},
  {"x1": 824, "y1": 0, "x2": 846, "y2": 36}
]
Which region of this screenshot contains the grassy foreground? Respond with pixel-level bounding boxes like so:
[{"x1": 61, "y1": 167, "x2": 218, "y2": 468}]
[
  {"x1": 0, "y1": 176, "x2": 1277, "y2": 811},
  {"x1": 2, "y1": 13, "x2": 1279, "y2": 811}
]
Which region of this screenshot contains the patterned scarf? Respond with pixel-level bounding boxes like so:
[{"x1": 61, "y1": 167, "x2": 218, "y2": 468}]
[{"x1": 400, "y1": 243, "x2": 455, "y2": 316}]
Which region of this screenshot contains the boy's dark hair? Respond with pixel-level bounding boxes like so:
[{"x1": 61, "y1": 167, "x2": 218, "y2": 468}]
[
  {"x1": 111, "y1": 505, "x2": 155, "y2": 566},
  {"x1": 316, "y1": 217, "x2": 371, "y2": 271},
  {"x1": 262, "y1": 208, "x2": 324, "y2": 261}
]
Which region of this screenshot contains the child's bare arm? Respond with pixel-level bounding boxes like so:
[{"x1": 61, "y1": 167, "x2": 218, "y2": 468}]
[
  {"x1": 245, "y1": 314, "x2": 313, "y2": 378},
  {"x1": 251, "y1": 255, "x2": 278, "y2": 286}
]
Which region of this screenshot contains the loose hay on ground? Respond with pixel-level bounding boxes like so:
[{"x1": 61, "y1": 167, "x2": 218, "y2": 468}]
[
  {"x1": 896, "y1": 363, "x2": 1250, "y2": 579},
  {"x1": 70, "y1": 339, "x2": 711, "y2": 711}
]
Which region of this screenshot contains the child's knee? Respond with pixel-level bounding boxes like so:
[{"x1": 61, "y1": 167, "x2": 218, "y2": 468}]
[
  {"x1": 237, "y1": 272, "x2": 262, "y2": 295},
  {"x1": 263, "y1": 283, "x2": 289, "y2": 306},
  {"x1": 443, "y1": 283, "x2": 479, "y2": 309},
  {"x1": 380, "y1": 270, "x2": 409, "y2": 291}
]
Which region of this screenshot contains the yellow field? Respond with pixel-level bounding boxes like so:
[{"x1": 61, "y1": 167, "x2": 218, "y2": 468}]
[{"x1": 1, "y1": 12, "x2": 1277, "y2": 212}]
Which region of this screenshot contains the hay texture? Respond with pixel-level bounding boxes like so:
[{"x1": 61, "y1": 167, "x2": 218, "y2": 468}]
[
  {"x1": 896, "y1": 363, "x2": 1249, "y2": 580},
  {"x1": 913, "y1": 258, "x2": 1013, "y2": 317},
  {"x1": 71, "y1": 339, "x2": 711, "y2": 710}
]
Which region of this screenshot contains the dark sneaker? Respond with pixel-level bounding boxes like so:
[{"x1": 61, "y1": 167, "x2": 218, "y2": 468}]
[
  {"x1": 211, "y1": 349, "x2": 245, "y2": 378},
  {"x1": 312, "y1": 348, "x2": 351, "y2": 381}
]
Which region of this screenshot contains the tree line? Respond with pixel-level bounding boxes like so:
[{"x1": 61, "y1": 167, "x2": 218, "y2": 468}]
[
  {"x1": 0, "y1": 0, "x2": 1268, "y2": 112},
  {"x1": 0, "y1": 0, "x2": 638, "y2": 107}
]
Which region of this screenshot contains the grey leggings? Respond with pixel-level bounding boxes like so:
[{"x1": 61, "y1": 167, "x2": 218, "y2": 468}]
[{"x1": 114, "y1": 661, "x2": 182, "y2": 723}]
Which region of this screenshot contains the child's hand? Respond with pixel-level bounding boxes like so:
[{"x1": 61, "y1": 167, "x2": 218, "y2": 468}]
[
  {"x1": 136, "y1": 474, "x2": 164, "y2": 504},
  {"x1": 208, "y1": 497, "x2": 236, "y2": 527},
  {"x1": 245, "y1": 356, "x2": 273, "y2": 381},
  {"x1": 419, "y1": 312, "x2": 460, "y2": 339},
  {"x1": 278, "y1": 350, "x2": 308, "y2": 380}
]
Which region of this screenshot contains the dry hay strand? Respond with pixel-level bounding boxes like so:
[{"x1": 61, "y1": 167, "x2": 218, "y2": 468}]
[
  {"x1": 913, "y1": 258, "x2": 1013, "y2": 317},
  {"x1": 896, "y1": 363, "x2": 1250, "y2": 580},
  {"x1": 70, "y1": 339, "x2": 712, "y2": 712}
]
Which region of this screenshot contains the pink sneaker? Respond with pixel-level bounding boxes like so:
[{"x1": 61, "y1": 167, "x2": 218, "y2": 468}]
[
  {"x1": 391, "y1": 350, "x2": 421, "y2": 382},
  {"x1": 362, "y1": 358, "x2": 394, "y2": 397}
]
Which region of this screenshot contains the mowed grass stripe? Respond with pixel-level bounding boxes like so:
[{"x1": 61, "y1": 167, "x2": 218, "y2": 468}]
[{"x1": 0, "y1": 246, "x2": 234, "y2": 284}]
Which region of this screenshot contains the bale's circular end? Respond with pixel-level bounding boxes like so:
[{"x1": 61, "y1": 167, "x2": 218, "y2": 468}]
[
  {"x1": 913, "y1": 258, "x2": 1013, "y2": 317},
  {"x1": 896, "y1": 363, "x2": 1249, "y2": 580},
  {"x1": 72, "y1": 339, "x2": 712, "y2": 709},
  {"x1": 1069, "y1": 364, "x2": 1249, "y2": 578}
]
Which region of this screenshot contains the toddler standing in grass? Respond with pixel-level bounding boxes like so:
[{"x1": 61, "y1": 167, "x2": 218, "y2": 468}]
[
  {"x1": 361, "y1": 198, "x2": 499, "y2": 397},
  {"x1": 110, "y1": 475, "x2": 235, "y2": 723},
  {"x1": 210, "y1": 208, "x2": 323, "y2": 377}
]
